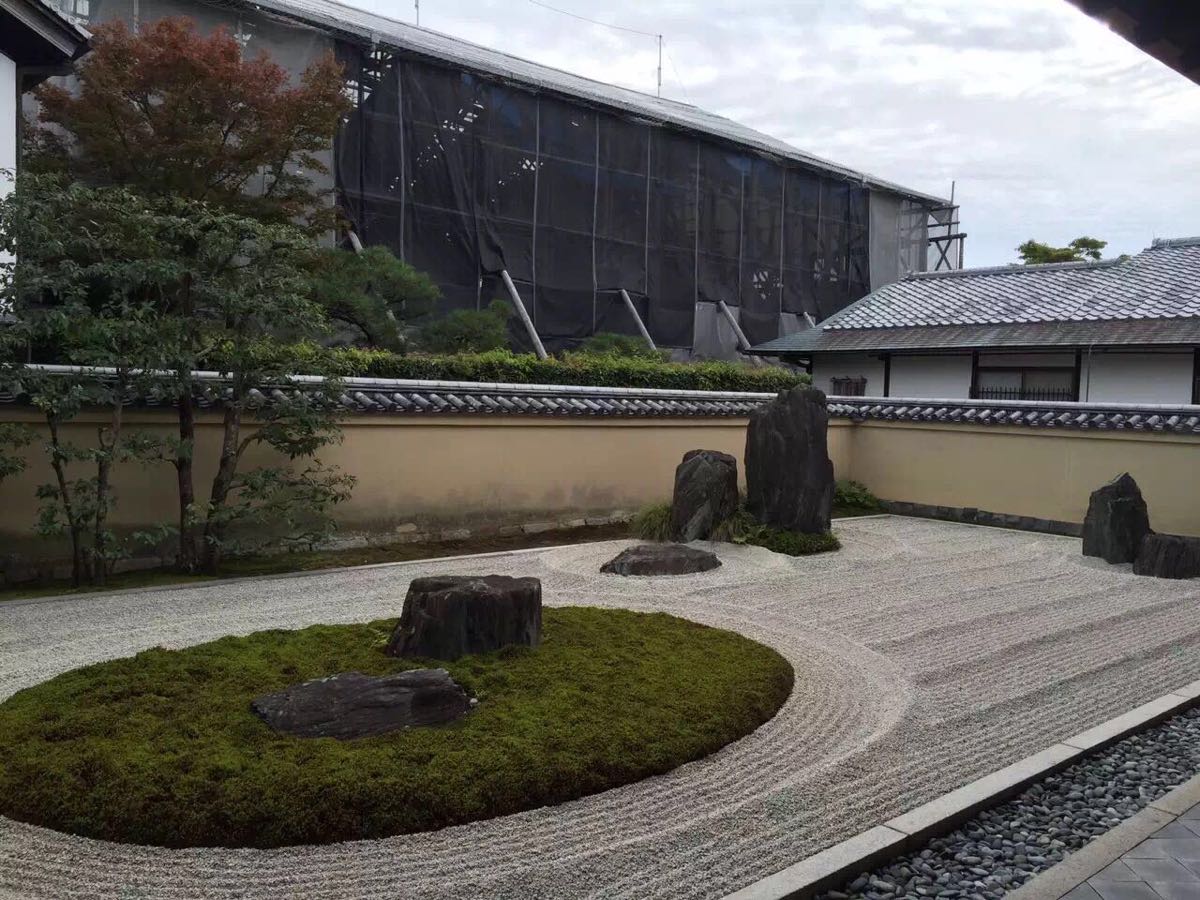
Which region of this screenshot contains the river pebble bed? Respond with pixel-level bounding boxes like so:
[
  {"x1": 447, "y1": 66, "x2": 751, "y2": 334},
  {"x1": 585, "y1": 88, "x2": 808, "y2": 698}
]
[{"x1": 820, "y1": 706, "x2": 1200, "y2": 900}]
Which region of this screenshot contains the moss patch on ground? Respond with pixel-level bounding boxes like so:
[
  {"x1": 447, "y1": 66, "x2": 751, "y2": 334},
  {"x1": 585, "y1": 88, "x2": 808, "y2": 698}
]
[{"x1": 0, "y1": 607, "x2": 792, "y2": 848}]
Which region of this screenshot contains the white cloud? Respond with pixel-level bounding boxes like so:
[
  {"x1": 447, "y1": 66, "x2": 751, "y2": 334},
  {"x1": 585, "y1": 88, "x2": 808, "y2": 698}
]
[{"x1": 356, "y1": 0, "x2": 1200, "y2": 264}]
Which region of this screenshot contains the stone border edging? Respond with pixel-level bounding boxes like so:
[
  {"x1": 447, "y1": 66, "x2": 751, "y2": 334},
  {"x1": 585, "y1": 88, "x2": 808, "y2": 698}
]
[
  {"x1": 725, "y1": 679, "x2": 1200, "y2": 900},
  {"x1": 1002, "y1": 773, "x2": 1200, "y2": 900}
]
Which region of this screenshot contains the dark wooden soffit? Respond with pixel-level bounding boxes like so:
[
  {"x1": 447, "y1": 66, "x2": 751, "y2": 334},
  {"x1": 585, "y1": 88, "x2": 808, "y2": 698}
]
[{"x1": 1067, "y1": 0, "x2": 1200, "y2": 85}]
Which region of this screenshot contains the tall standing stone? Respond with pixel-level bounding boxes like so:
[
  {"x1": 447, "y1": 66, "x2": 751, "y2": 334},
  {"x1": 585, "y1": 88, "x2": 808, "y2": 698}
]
[
  {"x1": 1081, "y1": 473, "x2": 1151, "y2": 564},
  {"x1": 745, "y1": 386, "x2": 835, "y2": 534},
  {"x1": 669, "y1": 449, "x2": 739, "y2": 542},
  {"x1": 387, "y1": 575, "x2": 542, "y2": 660}
]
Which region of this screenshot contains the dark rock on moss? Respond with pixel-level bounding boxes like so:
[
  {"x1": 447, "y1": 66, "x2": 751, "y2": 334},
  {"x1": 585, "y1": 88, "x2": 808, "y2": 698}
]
[
  {"x1": 1133, "y1": 533, "x2": 1200, "y2": 579},
  {"x1": 387, "y1": 575, "x2": 542, "y2": 660},
  {"x1": 601, "y1": 543, "x2": 721, "y2": 576},
  {"x1": 1081, "y1": 473, "x2": 1151, "y2": 564},
  {"x1": 252, "y1": 669, "x2": 470, "y2": 739},
  {"x1": 745, "y1": 386, "x2": 835, "y2": 534},
  {"x1": 670, "y1": 449, "x2": 739, "y2": 542}
]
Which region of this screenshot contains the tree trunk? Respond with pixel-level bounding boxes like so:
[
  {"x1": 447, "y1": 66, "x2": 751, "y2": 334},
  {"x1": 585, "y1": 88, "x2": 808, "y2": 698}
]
[
  {"x1": 175, "y1": 389, "x2": 197, "y2": 572},
  {"x1": 46, "y1": 417, "x2": 85, "y2": 587},
  {"x1": 92, "y1": 397, "x2": 123, "y2": 588},
  {"x1": 200, "y1": 403, "x2": 242, "y2": 573}
]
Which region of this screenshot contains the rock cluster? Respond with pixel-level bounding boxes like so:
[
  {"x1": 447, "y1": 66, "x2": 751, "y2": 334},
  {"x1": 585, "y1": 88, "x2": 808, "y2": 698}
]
[
  {"x1": 1082, "y1": 473, "x2": 1200, "y2": 578},
  {"x1": 251, "y1": 669, "x2": 471, "y2": 739},
  {"x1": 387, "y1": 575, "x2": 542, "y2": 660},
  {"x1": 600, "y1": 543, "x2": 721, "y2": 576},
  {"x1": 819, "y1": 706, "x2": 1200, "y2": 900},
  {"x1": 669, "y1": 450, "x2": 738, "y2": 542},
  {"x1": 745, "y1": 386, "x2": 835, "y2": 534},
  {"x1": 1081, "y1": 473, "x2": 1151, "y2": 564}
]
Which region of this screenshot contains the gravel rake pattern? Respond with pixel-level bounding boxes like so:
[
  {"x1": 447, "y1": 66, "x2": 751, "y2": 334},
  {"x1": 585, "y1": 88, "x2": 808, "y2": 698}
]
[{"x1": 2, "y1": 517, "x2": 1199, "y2": 900}]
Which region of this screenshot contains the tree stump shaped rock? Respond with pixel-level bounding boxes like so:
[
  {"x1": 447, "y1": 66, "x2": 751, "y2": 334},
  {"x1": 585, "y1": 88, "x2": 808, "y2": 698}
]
[
  {"x1": 1133, "y1": 533, "x2": 1200, "y2": 579},
  {"x1": 1081, "y1": 473, "x2": 1151, "y2": 564},
  {"x1": 251, "y1": 669, "x2": 470, "y2": 739},
  {"x1": 387, "y1": 575, "x2": 542, "y2": 660},
  {"x1": 745, "y1": 386, "x2": 835, "y2": 534},
  {"x1": 670, "y1": 449, "x2": 739, "y2": 542}
]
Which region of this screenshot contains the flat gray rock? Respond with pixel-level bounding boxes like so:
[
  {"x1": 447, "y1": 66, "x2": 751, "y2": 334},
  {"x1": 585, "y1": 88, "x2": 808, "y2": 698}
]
[
  {"x1": 600, "y1": 543, "x2": 721, "y2": 576},
  {"x1": 251, "y1": 669, "x2": 470, "y2": 739}
]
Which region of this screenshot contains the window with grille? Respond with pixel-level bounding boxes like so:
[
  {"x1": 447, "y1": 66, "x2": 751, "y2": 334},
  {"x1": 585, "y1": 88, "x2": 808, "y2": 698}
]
[{"x1": 830, "y1": 376, "x2": 868, "y2": 396}]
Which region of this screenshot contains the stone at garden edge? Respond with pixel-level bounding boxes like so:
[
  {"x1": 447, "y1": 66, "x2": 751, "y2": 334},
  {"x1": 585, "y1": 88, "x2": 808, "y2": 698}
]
[
  {"x1": 1132, "y1": 533, "x2": 1200, "y2": 579},
  {"x1": 251, "y1": 669, "x2": 471, "y2": 739},
  {"x1": 744, "y1": 385, "x2": 835, "y2": 534},
  {"x1": 669, "y1": 449, "x2": 739, "y2": 542},
  {"x1": 1081, "y1": 472, "x2": 1151, "y2": 564},
  {"x1": 387, "y1": 575, "x2": 542, "y2": 660},
  {"x1": 600, "y1": 543, "x2": 721, "y2": 576}
]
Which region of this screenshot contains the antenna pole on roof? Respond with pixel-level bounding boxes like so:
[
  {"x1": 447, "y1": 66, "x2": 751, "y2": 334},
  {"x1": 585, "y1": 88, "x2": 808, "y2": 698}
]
[
  {"x1": 415, "y1": 0, "x2": 420, "y2": 26},
  {"x1": 657, "y1": 34, "x2": 662, "y2": 97}
]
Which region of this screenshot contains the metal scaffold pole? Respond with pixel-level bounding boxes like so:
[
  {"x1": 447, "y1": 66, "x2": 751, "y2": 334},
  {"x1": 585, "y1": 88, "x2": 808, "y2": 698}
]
[
  {"x1": 500, "y1": 270, "x2": 549, "y2": 361},
  {"x1": 618, "y1": 289, "x2": 657, "y2": 351}
]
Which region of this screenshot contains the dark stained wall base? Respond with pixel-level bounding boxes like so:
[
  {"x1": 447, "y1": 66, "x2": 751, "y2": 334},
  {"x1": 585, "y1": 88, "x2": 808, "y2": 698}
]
[{"x1": 880, "y1": 501, "x2": 1083, "y2": 538}]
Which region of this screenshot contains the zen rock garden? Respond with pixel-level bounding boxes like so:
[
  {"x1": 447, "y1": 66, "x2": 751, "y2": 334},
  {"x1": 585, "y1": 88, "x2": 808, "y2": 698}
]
[
  {"x1": 252, "y1": 574, "x2": 543, "y2": 739},
  {"x1": 1082, "y1": 472, "x2": 1200, "y2": 579},
  {"x1": 601, "y1": 385, "x2": 837, "y2": 576}
]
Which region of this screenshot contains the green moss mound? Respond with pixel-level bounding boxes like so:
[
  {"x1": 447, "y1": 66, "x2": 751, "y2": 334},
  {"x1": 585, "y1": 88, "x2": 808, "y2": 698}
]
[{"x1": 0, "y1": 607, "x2": 792, "y2": 848}]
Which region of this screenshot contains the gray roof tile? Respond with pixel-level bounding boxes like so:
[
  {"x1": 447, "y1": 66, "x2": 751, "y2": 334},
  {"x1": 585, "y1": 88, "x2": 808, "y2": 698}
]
[{"x1": 753, "y1": 237, "x2": 1200, "y2": 354}]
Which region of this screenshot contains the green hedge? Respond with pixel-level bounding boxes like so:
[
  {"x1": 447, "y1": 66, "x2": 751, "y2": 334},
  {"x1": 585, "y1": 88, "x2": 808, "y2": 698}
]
[{"x1": 322, "y1": 348, "x2": 806, "y2": 393}]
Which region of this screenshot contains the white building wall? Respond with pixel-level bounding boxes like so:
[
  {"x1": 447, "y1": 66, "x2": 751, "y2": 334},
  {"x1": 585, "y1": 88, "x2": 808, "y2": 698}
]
[
  {"x1": 1, "y1": 51, "x2": 15, "y2": 270},
  {"x1": 1081, "y1": 352, "x2": 1194, "y2": 404},
  {"x1": 888, "y1": 354, "x2": 973, "y2": 399},
  {"x1": 810, "y1": 352, "x2": 887, "y2": 397}
]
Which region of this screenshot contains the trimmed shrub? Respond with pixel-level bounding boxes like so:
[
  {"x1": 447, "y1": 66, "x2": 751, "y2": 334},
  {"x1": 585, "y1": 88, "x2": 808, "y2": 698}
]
[
  {"x1": 833, "y1": 479, "x2": 882, "y2": 512},
  {"x1": 328, "y1": 348, "x2": 806, "y2": 394}
]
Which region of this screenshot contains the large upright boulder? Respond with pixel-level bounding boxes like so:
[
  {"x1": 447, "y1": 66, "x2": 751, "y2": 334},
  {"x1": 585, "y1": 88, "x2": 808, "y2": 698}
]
[
  {"x1": 745, "y1": 386, "x2": 835, "y2": 534},
  {"x1": 1133, "y1": 533, "x2": 1200, "y2": 580},
  {"x1": 1081, "y1": 473, "x2": 1151, "y2": 564},
  {"x1": 387, "y1": 575, "x2": 541, "y2": 660},
  {"x1": 670, "y1": 449, "x2": 739, "y2": 542}
]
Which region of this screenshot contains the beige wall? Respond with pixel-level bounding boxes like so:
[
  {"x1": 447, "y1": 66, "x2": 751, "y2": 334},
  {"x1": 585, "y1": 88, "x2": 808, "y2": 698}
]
[
  {"x1": 0, "y1": 411, "x2": 770, "y2": 540},
  {"x1": 2, "y1": 407, "x2": 1196, "y2": 550},
  {"x1": 842, "y1": 420, "x2": 1200, "y2": 537}
]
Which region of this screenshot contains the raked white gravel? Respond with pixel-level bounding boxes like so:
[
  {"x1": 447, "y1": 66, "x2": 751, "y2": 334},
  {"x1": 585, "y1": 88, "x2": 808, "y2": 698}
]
[{"x1": 2, "y1": 516, "x2": 1200, "y2": 900}]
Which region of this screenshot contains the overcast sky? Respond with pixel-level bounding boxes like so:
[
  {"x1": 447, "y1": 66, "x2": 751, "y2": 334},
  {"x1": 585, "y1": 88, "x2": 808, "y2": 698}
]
[{"x1": 349, "y1": 0, "x2": 1200, "y2": 268}]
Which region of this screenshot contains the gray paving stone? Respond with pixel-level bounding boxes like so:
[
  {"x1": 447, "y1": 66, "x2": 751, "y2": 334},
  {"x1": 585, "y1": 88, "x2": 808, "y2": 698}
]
[
  {"x1": 1092, "y1": 881, "x2": 1166, "y2": 900},
  {"x1": 1093, "y1": 861, "x2": 1143, "y2": 883},
  {"x1": 1155, "y1": 824, "x2": 1200, "y2": 839},
  {"x1": 1148, "y1": 882, "x2": 1200, "y2": 900},
  {"x1": 1129, "y1": 841, "x2": 1200, "y2": 860},
  {"x1": 1065, "y1": 885, "x2": 1104, "y2": 900},
  {"x1": 1182, "y1": 822, "x2": 1200, "y2": 839},
  {"x1": 1183, "y1": 804, "x2": 1200, "y2": 821},
  {"x1": 1124, "y1": 858, "x2": 1199, "y2": 884}
]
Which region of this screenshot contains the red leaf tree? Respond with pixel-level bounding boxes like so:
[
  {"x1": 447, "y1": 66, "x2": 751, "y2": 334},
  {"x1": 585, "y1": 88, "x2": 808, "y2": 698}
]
[{"x1": 31, "y1": 18, "x2": 350, "y2": 229}]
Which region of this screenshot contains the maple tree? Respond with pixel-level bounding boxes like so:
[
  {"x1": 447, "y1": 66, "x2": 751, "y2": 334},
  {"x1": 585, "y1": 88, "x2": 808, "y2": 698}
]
[{"x1": 30, "y1": 18, "x2": 350, "y2": 229}]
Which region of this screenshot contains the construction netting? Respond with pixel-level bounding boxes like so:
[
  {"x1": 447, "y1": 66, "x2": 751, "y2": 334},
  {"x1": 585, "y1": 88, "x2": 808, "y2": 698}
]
[{"x1": 336, "y1": 47, "x2": 883, "y2": 355}]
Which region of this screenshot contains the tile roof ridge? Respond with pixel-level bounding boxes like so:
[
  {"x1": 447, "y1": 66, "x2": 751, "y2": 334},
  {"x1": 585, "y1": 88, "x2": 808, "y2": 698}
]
[
  {"x1": 1150, "y1": 236, "x2": 1200, "y2": 249},
  {"x1": 904, "y1": 258, "x2": 1122, "y2": 281}
]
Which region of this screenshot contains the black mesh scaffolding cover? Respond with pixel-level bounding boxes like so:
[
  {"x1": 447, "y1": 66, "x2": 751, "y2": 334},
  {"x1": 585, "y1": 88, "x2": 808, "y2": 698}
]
[{"x1": 336, "y1": 44, "x2": 879, "y2": 352}]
